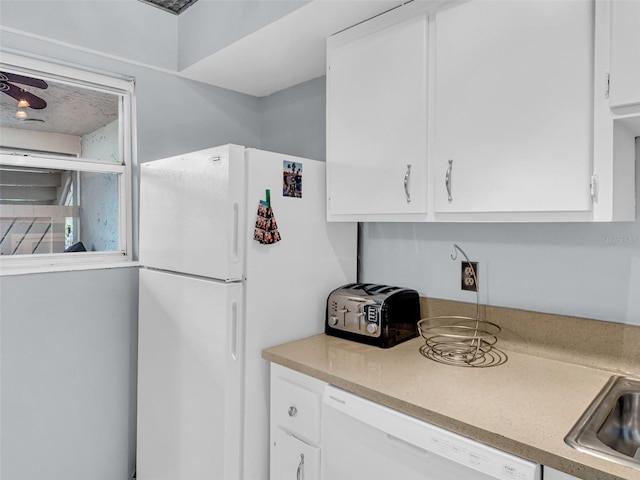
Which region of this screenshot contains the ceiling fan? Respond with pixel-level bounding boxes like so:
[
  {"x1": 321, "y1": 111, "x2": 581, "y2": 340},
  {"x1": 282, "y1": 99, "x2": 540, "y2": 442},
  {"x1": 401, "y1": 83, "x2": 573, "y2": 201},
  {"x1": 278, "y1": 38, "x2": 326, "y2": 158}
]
[{"x1": 0, "y1": 71, "x2": 48, "y2": 109}]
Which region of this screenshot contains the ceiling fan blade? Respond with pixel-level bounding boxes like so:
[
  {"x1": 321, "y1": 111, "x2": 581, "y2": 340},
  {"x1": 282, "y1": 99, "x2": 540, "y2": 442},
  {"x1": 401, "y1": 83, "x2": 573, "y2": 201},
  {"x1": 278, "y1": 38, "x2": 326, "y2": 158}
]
[
  {"x1": 1, "y1": 82, "x2": 47, "y2": 109},
  {"x1": 0, "y1": 72, "x2": 48, "y2": 90}
]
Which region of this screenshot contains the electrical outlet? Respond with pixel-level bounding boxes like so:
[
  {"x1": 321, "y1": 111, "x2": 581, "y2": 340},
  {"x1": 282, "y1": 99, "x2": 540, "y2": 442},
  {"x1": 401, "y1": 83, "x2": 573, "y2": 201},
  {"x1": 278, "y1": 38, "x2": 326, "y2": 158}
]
[{"x1": 461, "y1": 261, "x2": 479, "y2": 291}]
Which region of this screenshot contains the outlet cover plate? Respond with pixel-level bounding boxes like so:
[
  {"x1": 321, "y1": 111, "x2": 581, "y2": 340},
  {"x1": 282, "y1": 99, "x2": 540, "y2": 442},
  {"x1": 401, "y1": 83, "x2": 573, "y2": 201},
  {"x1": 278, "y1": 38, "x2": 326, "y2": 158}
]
[{"x1": 461, "y1": 261, "x2": 479, "y2": 291}]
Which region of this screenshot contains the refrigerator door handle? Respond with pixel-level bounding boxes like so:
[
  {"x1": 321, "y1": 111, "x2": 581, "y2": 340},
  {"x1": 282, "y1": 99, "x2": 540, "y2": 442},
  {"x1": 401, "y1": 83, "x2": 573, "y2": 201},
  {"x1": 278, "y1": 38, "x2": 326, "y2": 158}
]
[
  {"x1": 232, "y1": 202, "x2": 240, "y2": 264},
  {"x1": 230, "y1": 301, "x2": 239, "y2": 361}
]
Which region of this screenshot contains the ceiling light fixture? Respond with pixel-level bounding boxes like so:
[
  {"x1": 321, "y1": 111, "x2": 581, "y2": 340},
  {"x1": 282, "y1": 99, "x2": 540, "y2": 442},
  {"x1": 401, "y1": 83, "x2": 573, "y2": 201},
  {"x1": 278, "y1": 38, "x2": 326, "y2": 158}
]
[
  {"x1": 17, "y1": 98, "x2": 30, "y2": 108},
  {"x1": 15, "y1": 110, "x2": 28, "y2": 119}
]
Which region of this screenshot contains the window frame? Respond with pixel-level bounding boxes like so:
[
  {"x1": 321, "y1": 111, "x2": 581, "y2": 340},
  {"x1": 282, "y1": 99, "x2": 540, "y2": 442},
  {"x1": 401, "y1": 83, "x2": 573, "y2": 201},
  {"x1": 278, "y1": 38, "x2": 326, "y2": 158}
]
[{"x1": 0, "y1": 52, "x2": 135, "y2": 275}]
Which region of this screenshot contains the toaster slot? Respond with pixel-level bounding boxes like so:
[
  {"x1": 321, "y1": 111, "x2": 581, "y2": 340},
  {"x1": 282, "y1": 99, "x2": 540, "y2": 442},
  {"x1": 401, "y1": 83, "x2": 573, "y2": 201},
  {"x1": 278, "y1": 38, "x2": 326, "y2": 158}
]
[
  {"x1": 378, "y1": 286, "x2": 401, "y2": 294},
  {"x1": 368, "y1": 285, "x2": 387, "y2": 292},
  {"x1": 355, "y1": 283, "x2": 373, "y2": 291}
]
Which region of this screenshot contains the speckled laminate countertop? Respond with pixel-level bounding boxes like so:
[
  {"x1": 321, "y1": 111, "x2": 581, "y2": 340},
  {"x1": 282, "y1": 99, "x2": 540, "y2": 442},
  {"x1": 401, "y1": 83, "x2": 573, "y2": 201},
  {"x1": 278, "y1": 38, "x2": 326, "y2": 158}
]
[{"x1": 262, "y1": 333, "x2": 640, "y2": 480}]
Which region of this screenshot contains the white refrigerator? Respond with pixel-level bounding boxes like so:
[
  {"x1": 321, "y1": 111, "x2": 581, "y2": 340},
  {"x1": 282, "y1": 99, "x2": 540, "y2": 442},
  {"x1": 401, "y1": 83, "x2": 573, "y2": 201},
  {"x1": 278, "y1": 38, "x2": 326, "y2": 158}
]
[{"x1": 136, "y1": 144, "x2": 356, "y2": 480}]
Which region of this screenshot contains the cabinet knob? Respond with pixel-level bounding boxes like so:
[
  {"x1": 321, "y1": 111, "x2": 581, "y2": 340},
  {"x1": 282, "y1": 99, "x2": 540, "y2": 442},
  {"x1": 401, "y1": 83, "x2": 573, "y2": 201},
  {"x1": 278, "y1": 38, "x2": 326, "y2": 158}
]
[{"x1": 288, "y1": 406, "x2": 298, "y2": 417}]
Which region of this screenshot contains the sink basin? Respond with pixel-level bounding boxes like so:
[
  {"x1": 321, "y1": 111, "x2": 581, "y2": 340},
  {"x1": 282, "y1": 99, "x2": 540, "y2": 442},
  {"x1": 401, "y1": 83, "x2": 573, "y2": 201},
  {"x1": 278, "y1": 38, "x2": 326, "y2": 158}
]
[{"x1": 565, "y1": 376, "x2": 640, "y2": 470}]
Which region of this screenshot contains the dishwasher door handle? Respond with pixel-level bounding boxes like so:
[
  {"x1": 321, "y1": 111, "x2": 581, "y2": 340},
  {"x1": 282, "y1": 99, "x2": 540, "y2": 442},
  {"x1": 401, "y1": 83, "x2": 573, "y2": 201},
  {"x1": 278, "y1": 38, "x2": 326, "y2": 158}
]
[{"x1": 387, "y1": 433, "x2": 431, "y2": 458}]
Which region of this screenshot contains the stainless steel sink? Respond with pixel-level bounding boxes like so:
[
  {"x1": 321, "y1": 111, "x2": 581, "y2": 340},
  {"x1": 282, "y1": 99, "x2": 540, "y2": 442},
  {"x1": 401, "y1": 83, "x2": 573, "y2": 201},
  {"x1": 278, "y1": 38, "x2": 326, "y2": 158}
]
[{"x1": 565, "y1": 376, "x2": 640, "y2": 470}]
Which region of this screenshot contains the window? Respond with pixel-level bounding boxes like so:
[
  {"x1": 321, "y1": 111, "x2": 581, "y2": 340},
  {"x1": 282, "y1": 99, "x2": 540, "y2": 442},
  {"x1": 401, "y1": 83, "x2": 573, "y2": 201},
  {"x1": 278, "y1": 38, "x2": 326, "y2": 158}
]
[{"x1": 0, "y1": 52, "x2": 134, "y2": 273}]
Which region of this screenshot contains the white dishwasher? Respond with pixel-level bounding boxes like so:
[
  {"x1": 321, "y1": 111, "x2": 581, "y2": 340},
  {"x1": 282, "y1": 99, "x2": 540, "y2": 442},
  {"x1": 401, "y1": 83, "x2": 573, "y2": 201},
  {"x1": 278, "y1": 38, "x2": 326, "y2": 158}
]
[{"x1": 322, "y1": 385, "x2": 541, "y2": 480}]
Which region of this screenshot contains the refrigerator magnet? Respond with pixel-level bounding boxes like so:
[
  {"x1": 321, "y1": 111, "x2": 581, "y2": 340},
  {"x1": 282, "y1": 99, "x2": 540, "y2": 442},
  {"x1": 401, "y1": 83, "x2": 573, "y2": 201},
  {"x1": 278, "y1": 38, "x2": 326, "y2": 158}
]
[{"x1": 283, "y1": 161, "x2": 302, "y2": 198}]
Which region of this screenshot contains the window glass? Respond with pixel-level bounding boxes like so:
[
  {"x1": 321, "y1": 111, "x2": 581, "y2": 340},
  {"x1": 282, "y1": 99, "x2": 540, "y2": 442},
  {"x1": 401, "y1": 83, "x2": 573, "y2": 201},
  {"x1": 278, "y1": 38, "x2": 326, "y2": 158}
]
[
  {"x1": 0, "y1": 54, "x2": 132, "y2": 270},
  {"x1": 0, "y1": 166, "x2": 119, "y2": 255},
  {"x1": 0, "y1": 73, "x2": 121, "y2": 163}
]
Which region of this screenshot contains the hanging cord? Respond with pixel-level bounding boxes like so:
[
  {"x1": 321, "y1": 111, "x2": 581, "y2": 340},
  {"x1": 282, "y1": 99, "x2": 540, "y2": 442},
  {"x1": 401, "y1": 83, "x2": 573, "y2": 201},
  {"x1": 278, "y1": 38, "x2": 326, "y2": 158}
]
[{"x1": 450, "y1": 243, "x2": 483, "y2": 357}]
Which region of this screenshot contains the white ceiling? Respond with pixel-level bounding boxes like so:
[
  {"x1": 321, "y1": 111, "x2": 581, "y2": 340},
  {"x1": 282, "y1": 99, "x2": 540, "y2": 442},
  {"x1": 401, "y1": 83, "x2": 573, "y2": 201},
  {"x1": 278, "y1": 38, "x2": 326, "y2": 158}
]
[
  {"x1": 0, "y1": 75, "x2": 119, "y2": 137},
  {"x1": 179, "y1": 0, "x2": 405, "y2": 97},
  {"x1": 0, "y1": 0, "x2": 410, "y2": 140}
]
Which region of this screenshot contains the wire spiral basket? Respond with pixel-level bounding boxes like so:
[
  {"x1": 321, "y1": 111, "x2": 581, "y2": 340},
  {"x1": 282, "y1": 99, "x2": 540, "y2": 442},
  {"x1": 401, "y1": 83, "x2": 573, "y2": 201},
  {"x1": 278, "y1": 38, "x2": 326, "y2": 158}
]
[
  {"x1": 417, "y1": 315, "x2": 506, "y2": 367},
  {"x1": 418, "y1": 244, "x2": 507, "y2": 368}
]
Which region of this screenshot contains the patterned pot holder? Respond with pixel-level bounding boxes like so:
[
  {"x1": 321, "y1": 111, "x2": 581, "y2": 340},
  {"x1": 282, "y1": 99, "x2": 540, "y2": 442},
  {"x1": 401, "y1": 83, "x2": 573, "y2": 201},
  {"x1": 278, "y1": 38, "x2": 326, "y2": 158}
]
[{"x1": 253, "y1": 190, "x2": 281, "y2": 245}]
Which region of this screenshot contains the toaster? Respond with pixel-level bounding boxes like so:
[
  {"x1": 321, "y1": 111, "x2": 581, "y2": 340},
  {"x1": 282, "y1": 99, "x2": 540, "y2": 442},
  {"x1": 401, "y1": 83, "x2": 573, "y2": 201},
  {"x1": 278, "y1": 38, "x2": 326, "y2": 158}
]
[{"x1": 325, "y1": 283, "x2": 420, "y2": 348}]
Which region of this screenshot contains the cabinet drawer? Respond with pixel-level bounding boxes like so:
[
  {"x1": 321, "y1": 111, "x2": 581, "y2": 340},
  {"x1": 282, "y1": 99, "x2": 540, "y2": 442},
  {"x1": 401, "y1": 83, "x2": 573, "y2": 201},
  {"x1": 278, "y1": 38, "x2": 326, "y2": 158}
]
[
  {"x1": 272, "y1": 428, "x2": 320, "y2": 480},
  {"x1": 272, "y1": 368, "x2": 323, "y2": 445}
]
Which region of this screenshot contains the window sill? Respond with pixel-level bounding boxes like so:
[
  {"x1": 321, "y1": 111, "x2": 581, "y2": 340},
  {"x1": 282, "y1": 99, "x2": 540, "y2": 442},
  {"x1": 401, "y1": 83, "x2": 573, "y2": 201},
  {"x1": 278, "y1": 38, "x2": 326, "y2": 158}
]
[{"x1": 0, "y1": 254, "x2": 138, "y2": 277}]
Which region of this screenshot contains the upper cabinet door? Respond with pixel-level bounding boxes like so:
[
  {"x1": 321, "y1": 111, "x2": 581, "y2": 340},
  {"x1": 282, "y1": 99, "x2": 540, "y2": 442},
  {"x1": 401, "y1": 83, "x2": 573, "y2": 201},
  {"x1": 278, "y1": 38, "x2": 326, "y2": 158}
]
[
  {"x1": 327, "y1": 3, "x2": 429, "y2": 221},
  {"x1": 609, "y1": 0, "x2": 640, "y2": 109},
  {"x1": 433, "y1": 1, "x2": 594, "y2": 215}
]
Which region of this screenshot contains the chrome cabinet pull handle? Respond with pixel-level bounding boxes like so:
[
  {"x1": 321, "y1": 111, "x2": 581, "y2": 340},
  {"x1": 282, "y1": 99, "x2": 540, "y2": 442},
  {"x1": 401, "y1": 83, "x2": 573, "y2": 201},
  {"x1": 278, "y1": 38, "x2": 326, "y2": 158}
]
[
  {"x1": 296, "y1": 453, "x2": 305, "y2": 480},
  {"x1": 288, "y1": 406, "x2": 297, "y2": 417},
  {"x1": 445, "y1": 159, "x2": 453, "y2": 202},
  {"x1": 404, "y1": 164, "x2": 411, "y2": 203}
]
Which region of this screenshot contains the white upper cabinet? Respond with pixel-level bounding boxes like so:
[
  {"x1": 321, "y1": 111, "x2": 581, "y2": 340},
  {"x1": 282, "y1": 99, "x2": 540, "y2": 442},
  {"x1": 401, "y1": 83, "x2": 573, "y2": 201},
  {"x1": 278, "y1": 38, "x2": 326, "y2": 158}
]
[
  {"x1": 591, "y1": 0, "x2": 640, "y2": 221},
  {"x1": 326, "y1": 0, "x2": 637, "y2": 222},
  {"x1": 433, "y1": 0, "x2": 594, "y2": 218},
  {"x1": 326, "y1": 3, "x2": 429, "y2": 221},
  {"x1": 608, "y1": 0, "x2": 640, "y2": 109}
]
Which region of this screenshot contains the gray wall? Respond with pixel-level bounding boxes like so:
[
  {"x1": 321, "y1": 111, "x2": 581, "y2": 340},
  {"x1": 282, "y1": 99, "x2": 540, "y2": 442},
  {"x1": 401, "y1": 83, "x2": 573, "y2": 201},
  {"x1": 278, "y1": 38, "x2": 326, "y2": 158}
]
[
  {"x1": 0, "y1": 25, "x2": 327, "y2": 476},
  {"x1": 0, "y1": 0, "x2": 312, "y2": 73},
  {"x1": 1, "y1": 7, "x2": 262, "y2": 480},
  {"x1": 0, "y1": 268, "x2": 139, "y2": 480},
  {"x1": 1, "y1": 2, "x2": 639, "y2": 480},
  {"x1": 0, "y1": 0, "x2": 178, "y2": 70},
  {"x1": 359, "y1": 177, "x2": 640, "y2": 325},
  {"x1": 259, "y1": 76, "x2": 327, "y2": 160},
  {"x1": 258, "y1": 76, "x2": 640, "y2": 326},
  {"x1": 178, "y1": 0, "x2": 311, "y2": 70}
]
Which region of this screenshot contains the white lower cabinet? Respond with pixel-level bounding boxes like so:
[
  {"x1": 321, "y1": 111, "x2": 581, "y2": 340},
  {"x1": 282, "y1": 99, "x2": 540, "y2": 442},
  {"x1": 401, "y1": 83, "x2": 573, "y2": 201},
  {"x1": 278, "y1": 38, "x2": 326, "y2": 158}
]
[
  {"x1": 273, "y1": 428, "x2": 321, "y2": 480},
  {"x1": 269, "y1": 365, "x2": 549, "y2": 480},
  {"x1": 270, "y1": 364, "x2": 326, "y2": 480}
]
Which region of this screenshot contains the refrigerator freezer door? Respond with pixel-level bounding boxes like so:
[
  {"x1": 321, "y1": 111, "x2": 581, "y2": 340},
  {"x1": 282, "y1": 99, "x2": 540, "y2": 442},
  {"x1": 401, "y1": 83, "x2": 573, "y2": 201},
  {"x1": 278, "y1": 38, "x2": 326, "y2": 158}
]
[
  {"x1": 137, "y1": 268, "x2": 243, "y2": 480},
  {"x1": 139, "y1": 144, "x2": 246, "y2": 281},
  {"x1": 242, "y1": 149, "x2": 357, "y2": 480}
]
